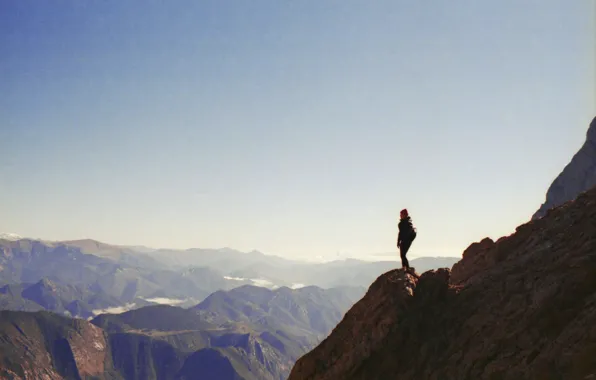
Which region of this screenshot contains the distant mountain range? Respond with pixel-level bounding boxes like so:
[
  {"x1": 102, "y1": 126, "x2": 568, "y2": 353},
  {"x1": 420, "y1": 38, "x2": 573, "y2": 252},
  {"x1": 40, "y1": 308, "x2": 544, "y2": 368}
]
[
  {"x1": 0, "y1": 239, "x2": 256, "y2": 318},
  {"x1": 0, "y1": 236, "x2": 457, "y2": 319},
  {"x1": 142, "y1": 246, "x2": 458, "y2": 289}
]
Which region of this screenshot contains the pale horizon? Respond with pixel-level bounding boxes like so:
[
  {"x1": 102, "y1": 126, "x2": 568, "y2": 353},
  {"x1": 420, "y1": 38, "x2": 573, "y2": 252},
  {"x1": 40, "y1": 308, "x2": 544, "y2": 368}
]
[
  {"x1": 1, "y1": 1, "x2": 594, "y2": 261},
  {"x1": 0, "y1": 230, "x2": 459, "y2": 262}
]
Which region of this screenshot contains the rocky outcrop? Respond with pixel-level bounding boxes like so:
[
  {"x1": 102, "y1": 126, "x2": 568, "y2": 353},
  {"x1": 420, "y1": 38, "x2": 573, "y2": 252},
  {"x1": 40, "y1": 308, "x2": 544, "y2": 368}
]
[
  {"x1": 288, "y1": 269, "x2": 449, "y2": 380},
  {"x1": 533, "y1": 116, "x2": 596, "y2": 219},
  {"x1": 289, "y1": 185, "x2": 596, "y2": 380}
]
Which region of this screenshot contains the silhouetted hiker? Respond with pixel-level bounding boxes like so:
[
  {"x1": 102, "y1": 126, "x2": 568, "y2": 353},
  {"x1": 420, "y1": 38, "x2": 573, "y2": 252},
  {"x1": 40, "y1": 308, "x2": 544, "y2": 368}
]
[{"x1": 397, "y1": 208, "x2": 417, "y2": 271}]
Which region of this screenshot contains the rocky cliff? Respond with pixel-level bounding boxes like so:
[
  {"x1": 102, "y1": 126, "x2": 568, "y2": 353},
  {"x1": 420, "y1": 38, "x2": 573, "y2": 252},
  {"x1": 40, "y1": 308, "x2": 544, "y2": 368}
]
[
  {"x1": 289, "y1": 185, "x2": 596, "y2": 380},
  {"x1": 0, "y1": 310, "x2": 112, "y2": 379},
  {"x1": 533, "y1": 116, "x2": 596, "y2": 219}
]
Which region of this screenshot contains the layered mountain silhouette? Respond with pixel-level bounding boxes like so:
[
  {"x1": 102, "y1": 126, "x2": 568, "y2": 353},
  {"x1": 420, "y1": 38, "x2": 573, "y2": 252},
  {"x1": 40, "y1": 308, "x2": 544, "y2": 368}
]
[
  {"x1": 289, "y1": 184, "x2": 596, "y2": 379},
  {"x1": 0, "y1": 284, "x2": 360, "y2": 379},
  {"x1": 533, "y1": 116, "x2": 596, "y2": 219},
  {"x1": 0, "y1": 236, "x2": 455, "y2": 319},
  {"x1": 60, "y1": 238, "x2": 165, "y2": 270},
  {"x1": 0, "y1": 239, "x2": 259, "y2": 316},
  {"x1": 144, "y1": 247, "x2": 457, "y2": 289},
  {"x1": 0, "y1": 278, "x2": 123, "y2": 319}
]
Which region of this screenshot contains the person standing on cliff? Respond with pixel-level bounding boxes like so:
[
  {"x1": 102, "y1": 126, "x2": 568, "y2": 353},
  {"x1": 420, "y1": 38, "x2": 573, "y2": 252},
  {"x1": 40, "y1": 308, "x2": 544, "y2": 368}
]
[{"x1": 397, "y1": 208, "x2": 417, "y2": 271}]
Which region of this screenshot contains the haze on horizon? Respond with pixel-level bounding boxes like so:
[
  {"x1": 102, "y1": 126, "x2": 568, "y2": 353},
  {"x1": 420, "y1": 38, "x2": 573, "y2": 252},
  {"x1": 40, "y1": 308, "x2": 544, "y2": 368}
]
[{"x1": 1, "y1": 1, "x2": 594, "y2": 261}]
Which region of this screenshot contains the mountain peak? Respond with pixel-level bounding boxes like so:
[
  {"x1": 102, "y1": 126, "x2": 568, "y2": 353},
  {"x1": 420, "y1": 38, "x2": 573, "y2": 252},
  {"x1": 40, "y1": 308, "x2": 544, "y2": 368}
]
[
  {"x1": 532, "y1": 116, "x2": 596, "y2": 219},
  {"x1": 588, "y1": 116, "x2": 596, "y2": 143},
  {"x1": 23, "y1": 278, "x2": 60, "y2": 297},
  {"x1": 61, "y1": 239, "x2": 109, "y2": 250},
  {"x1": 0, "y1": 233, "x2": 23, "y2": 241},
  {"x1": 37, "y1": 278, "x2": 57, "y2": 289},
  {"x1": 288, "y1": 269, "x2": 431, "y2": 379}
]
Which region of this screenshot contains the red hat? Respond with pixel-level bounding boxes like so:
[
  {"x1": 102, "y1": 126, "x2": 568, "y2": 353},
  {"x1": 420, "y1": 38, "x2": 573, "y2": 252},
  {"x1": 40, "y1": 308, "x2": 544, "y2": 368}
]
[{"x1": 400, "y1": 209, "x2": 408, "y2": 217}]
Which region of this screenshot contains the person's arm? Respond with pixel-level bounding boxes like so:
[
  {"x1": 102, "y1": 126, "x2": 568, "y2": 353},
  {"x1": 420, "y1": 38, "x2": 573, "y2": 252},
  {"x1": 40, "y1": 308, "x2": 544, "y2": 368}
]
[{"x1": 397, "y1": 224, "x2": 402, "y2": 247}]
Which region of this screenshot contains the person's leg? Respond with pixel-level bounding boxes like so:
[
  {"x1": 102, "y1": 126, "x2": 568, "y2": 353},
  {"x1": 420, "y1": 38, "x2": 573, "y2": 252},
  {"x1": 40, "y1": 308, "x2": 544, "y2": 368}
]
[
  {"x1": 399, "y1": 246, "x2": 406, "y2": 268},
  {"x1": 400, "y1": 240, "x2": 411, "y2": 269}
]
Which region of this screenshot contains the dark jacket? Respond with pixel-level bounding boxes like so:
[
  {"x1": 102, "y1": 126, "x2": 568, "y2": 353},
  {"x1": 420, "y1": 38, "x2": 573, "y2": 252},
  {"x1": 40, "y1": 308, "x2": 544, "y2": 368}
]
[{"x1": 398, "y1": 216, "x2": 416, "y2": 245}]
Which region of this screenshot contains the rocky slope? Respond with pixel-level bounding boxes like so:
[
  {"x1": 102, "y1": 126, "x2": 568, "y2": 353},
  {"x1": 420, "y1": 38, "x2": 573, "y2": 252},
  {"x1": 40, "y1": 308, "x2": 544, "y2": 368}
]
[
  {"x1": 289, "y1": 186, "x2": 596, "y2": 380},
  {"x1": 533, "y1": 116, "x2": 596, "y2": 219}
]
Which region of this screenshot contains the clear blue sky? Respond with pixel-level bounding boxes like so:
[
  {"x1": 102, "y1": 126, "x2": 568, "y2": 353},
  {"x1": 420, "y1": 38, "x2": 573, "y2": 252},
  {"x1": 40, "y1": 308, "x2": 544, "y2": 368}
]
[{"x1": 1, "y1": 1, "x2": 594, "y2": 261}]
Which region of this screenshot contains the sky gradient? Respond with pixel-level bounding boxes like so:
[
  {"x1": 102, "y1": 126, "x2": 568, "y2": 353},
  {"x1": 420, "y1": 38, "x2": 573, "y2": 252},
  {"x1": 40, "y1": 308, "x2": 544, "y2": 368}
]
[{"x1": 1, "y1": 1, "x2": 595, "y2": 261}]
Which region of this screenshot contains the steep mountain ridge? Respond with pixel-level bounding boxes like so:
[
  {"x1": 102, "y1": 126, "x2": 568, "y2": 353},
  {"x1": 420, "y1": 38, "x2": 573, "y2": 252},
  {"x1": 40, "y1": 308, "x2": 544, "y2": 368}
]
[
  {"x1": 289, "y1": 185, "x2": 596, "y2": 380},
  {"x1": 533, "y1": 116, "x2": 596, "y2": 219}
]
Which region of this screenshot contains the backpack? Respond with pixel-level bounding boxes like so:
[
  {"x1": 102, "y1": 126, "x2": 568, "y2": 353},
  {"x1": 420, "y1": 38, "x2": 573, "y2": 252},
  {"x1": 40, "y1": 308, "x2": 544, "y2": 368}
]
[{"x1": 400, "y1": 218, "x2": 417, "y2": 242}]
